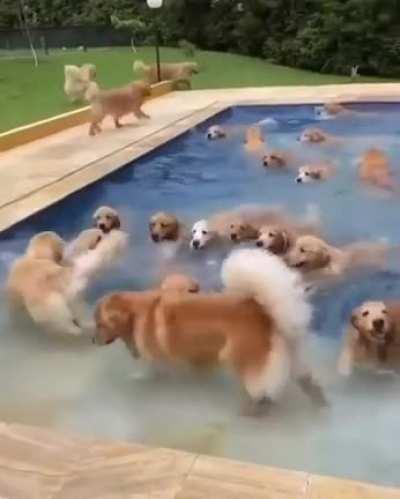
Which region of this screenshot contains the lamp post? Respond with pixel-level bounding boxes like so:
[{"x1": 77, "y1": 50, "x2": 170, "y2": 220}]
[{"x1": 146, "y1": 0, "x2": 163, "y2": 83}]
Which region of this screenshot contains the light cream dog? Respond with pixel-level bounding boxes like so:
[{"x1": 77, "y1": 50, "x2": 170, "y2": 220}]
[
  {"x1": 7, "y1": 229, "x2": 128, "y2": 336},
  {"x1": 93, "y1": 249, "x2": 326, "y2": 413},
  {"x1": 296, "y1": 163, "x2": 335, "y2": 184},
  {"x1": 93, "y1": 206, "x2": 122, "y2": 234},
  {"x1": 286, "y1": 235, "x2": 388, "y2": 281},
  {"x1": 298, "y1": 128, "x2": 338, "y2": 144},
  {"x1": 64, "y1": 64, "x2": 96, "y2": 102},
  {"x1": 338, "y1": 301, "x2": 400, "y2": 376}
]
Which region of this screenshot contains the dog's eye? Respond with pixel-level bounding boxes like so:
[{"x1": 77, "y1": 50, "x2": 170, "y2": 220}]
[
  {"x1": 270, "y1": 155, "x2": 277, "y2": 161},
  {"x1": 382, "y1": 310, "x2": 388, "y2": 314},
  {"x1": 300, "y1": 247, "x2": 306, "y2": 253},
  {"x1": 161, "y1": 223, "x2": 167, "y2": 229},
  {"x1": 305, "y1": 172, "x2": 310, "y2": 176},
  {"x1": 362, "y1": 311, "x2": 369, "y2": 317},
  {"x1": 202, "y1": 230, "x2": 208, "y2": 235},
  {"x1": 240, "y1": 225, "x2": 245, "y2": 231},
  {"x1": 230, "y1": 224, "x2": 234, "y2": 229},
  {"x1": 269, "y1": 232, "x2": 275, "y2": 237},
  {"x1": 192, "y1": 229, "x2": 196, "y2": 235}
]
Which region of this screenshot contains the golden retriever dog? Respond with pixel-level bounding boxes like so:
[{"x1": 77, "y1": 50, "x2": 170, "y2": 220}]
[
  {"x1": 262, "y1": 150, "x2": 293, "y2": 169},
  {"x1": 298, "y1": 128, "x2": 338, "y2": 144},
  {"x1": 7, "y1": 229, "x2": 128, "y2": 336},
  {"x1": 358, "y1": 149, "x2": 394, "y2": 190},
  {"x1": 93, "y1": 206, "x2": 122, "y2": 234},
  {"x1": 338, "y1": 300, "x2": 400, "y2": 376},
  {"x1": 286, "y1": 235, "x2": 388, "y2": 281},
  {"x1": 244, "y1": 126, "x2": 265, "y2": 154},
  {"x1": 87, "y1": 80, "x2": 151, "y2": 136},
  {"x1": 133, "y1": 60, "x2": 199, "y2": 88},
  {"x1": 296, "y1": 163, "x2": 335, "y2": 184},
  {"x1": 315, "y1": 102, "x2": 354, "y2": 119},
  {"x1": 256, "y1": 220, "x2": 320, "y2": 257},
  {"x1": 93, "y1": 249, "x2": 326, "y2": 413},
  {"x1": 64, "y1": 64, "x2": 96, "y2": 102},
  {"x1": 149, "y1": 212, "x2": 187, "y2": 243}
]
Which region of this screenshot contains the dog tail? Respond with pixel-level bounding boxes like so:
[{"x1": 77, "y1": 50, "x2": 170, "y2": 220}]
[
  {"x1": 221, "y1": 248, "x2": 312, "y2": 340},
  {"x1": 69, "y1": 231, "x2": 129, "y2": 294},
  {"x1": 133, "y1": 60, "x2": 150, "y2": 74}
]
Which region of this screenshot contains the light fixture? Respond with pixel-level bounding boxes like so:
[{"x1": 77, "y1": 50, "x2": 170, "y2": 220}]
[{"x1": 147, "y1": 0, "x2": 163, "y2": 8}]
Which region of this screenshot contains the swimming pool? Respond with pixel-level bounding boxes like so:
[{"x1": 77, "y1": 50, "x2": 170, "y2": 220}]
[{"x1": 2, "y1": 102, "x2": 400, "y2": 487}]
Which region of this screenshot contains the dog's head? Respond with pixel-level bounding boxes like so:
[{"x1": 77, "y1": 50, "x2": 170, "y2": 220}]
[
  {"x1": 256, "y1": 225, "x2": 290, "y2": 255},
  {"x1": 81, "y1": 63, "x2": 96, "y2": 82},
  {"x1": 262, "y1": 151, "x2": 287, "y2": 169},
  {"x1": 26, "y1": 232, "x2": 65, "y2": 263},
  {"x1": 299, "y1": 128, "x2": 326, "y2": 143},
  {"x1": 94, "y1": 293, "x2": 134, "y2": 346},
  {"x1": 350, "y1": 301, "x2": 393, "y2": 345},
  {"x1": 244, "y1": 126, "x2": 263, "y2": 145},
  {"x1": 187, "y1": 62, "x2": 199, "y2": 74},
  {"x1": 133, "y1": 80, "x2": 152, "y2": 97},
  {"x1": 206, "y1": 125, "x2": 226, "y2": 141},
  {"x1": 160, "y1": 274, "x2": 200, "y2": 293},
  {"x1": 296, "y1": 165, "x2": 322, "y2": 184},
  {"x1": 93, "y1": 206, "x2": 121, "y2": 234},
  {"x1": 149, "y1": 212, "x2": 180, "y2": 242},
  {"x1": 190, "y1": 219, "x2": 215, "y2": 249},
  {"x1": 229, "y1": 217, "x2": 257, "y2": 242},
  {"x1": 286, "y1": 235, "x2": 331, "y2": 271}
]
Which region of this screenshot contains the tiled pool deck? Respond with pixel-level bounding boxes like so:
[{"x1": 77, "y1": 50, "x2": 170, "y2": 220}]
[{"x1": 1, "y1": 84, "x2": 400, "y2": 498}]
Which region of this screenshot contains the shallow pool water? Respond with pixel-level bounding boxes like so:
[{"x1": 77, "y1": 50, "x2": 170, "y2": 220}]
[{"x1": 2, "y1": 103, "x2": 400, "y2": 486}]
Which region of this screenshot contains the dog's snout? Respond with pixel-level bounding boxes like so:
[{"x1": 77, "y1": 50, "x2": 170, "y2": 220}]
[
  {"x1": 192, "y1": 240, "x2": 200, "y2": 249},
  {"x1": 99, "y1": 223, "x2": 107, "y2": 232},
  {"x1": 256, "y1": 240, "x2": 264, "y2": 247},
  {"x1": 230, "y1": 234, "x2": 238, "y2": 241},
  {"x1": 207, "y1": 133, "x2": 212, "y2": 140},
  {"x1": 373, "y1": 318, "x2": 385, "y2": 331},
  {"x1": 151, "y1": 234, "x2": 160, "y2": 243},
  {"x1": 296, "y1": 177, "x2": 302, "y2": 183}
]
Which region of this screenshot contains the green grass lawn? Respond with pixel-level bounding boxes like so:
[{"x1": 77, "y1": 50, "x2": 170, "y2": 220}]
[{"x1": 0, "y1": 46, "x2": 393, "y2": 133}]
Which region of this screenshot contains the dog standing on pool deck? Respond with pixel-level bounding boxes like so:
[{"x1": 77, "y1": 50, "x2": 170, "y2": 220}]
[
  {"x1": 87, "y1": 80, "x2": 151, "y2": 136},
  {"x1": 93, "y1": 249, "x2": 327, "y2": 414},
  {"x1": 338, "y1": 301, "x2": 400, "y2": 376}
]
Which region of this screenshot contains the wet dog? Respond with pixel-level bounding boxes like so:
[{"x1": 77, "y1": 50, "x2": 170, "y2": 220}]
[
  {"x1": 296, "y1": 164, "x2": 335, "y2": 184},
  {"x1": 149, "y1": 212, "x2": 186, "y2": 243},
  {"x1": 298, "y1": 128, "x2": 337, "y2": 144},
  {"x1": 338, "y1": 300, "x2": 400, "y2": 376},
  {"x1": 244, "y1": 126, "x2": 265, "y2": 155},
  {"x1": 93, "y1": 249, "x2": 326, "y2": 413},
  {"x1": 206, "y1": 125, "x2": 226, "y2": 140},
  {"x1": 262, "y1": 150, "x2": 293, "y2": 170},
  {"x1": 93, "y1": 206, "x2": 122, "y2": 234},
  {"x1": 286, "y1": 235, "x2": 388, "y2": 282},
  {"x1": 358, "y1": 149, "x2": 394, "y2": 190}
]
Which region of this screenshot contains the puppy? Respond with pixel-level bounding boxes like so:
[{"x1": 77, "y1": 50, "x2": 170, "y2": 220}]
[
  {"x1": 296, "y1": 164, "x2": 335, "y2": 183},
  {"x1": 244, "y1": 126, "x2": 265, "y2": 154},
  {"x1": 358, "y1": 149, "x2": 394, "y2": 190},
  {"x1": 93, "y1": 206, "x2": 121, "y2": 234},
  {"x1": 87, "y1": 80, "x2": 151, "y2": 136},
  {"x1": 338, "y1": 301, "x2": 400, "y2": 376},
  {"x1": 316, "y1": 102, "x2": 353, "y2": 119},
  {"x1": 64, "y1": 64, "x2": 96, "y2": 102},
  {"x1": 206, "y1": 125, "x2": 226, "y2": 140},
  {"x1": 134, "y1": 60, "x2": 199, "y2": 88},
  {"x1": 286, "y1": 235, "x2": 388, "y2": 281},
  {"x1": 94, "y1": 249, "x2": 326, "y2": 412},
  {"x1": 262, "y1": 150, "x2": 292, "y2": 169},
  {"x1": 7, "y1": 229, "x2": 128, "y2": 337},
  {"x1": 149, "y1": 212, "x2": 185, "y2": 243},
  {"x1": 190, "y1": 219, "x2": 226, "y2": 250},
  {"x1": 298, "y1": 128, "x2": 337, "y2": 144}
]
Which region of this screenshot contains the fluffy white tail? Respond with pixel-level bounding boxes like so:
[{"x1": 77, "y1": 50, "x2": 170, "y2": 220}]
[
  {"x1": 133, "y1": 60, "x2": 150, "y2": 73},
  {"x1": 221, "y1": 248, "x2": 312, "y2": 340}
]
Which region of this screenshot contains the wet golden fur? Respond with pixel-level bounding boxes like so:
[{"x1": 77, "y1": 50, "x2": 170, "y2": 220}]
[
  {"x1": 358, "y1": 148, "x2": 394, "y2": 190},
  {"x1": 338, "y1": 301, "x2": 400, "y2": 376},
  {"x1": 149, "y1": 212, "x2": 187, "y2": 243}
]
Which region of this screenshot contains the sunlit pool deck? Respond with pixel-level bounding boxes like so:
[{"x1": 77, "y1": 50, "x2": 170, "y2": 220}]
[{"x1": 1, "y1": 84, "x2": 400, "y2": 498}]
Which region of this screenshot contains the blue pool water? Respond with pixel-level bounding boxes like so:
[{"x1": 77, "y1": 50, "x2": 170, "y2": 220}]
[{"x1": 1, "y1": 103, "x2": 400, "y2": 486}]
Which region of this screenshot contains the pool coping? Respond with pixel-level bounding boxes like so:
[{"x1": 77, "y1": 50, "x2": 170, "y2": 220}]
[
  {"x1": 2, "y1": 84, "x2": 400, "y2": 497},
  {"x1": 1, "y1": 421, "x2": 400, "y2": 498}
]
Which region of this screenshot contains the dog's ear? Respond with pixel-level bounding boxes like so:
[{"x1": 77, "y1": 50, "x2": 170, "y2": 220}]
[
  {"x1": 315, "y1": 244, "x2": 331, "y2": 269},
  {"x1": 270, "y1": 230, "x2": 290, "y2": 255},
  {"x1": 310, "y1": 171, "x2": 321, "y2": 180},
  {"x1": 107, "y1": 295, "x2": 134, "y2": 336},
  {"x1": 112, "y1": 215, "x2": 121, "y2": 230}
]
